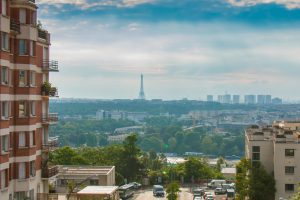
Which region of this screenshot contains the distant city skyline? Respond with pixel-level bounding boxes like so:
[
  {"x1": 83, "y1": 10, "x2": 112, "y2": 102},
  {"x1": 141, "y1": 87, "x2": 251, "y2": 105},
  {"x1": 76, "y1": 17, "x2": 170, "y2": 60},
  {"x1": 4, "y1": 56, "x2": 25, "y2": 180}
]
[{"x1": 38, "y1": 0, "x2": 300, "y2": 100}]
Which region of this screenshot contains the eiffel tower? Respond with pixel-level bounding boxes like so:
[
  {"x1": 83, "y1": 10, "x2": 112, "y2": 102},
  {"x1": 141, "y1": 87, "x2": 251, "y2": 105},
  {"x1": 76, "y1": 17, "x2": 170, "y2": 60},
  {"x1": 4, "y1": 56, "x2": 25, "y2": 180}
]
[{"x1": 138, "y1": 74, "x2": 146, "y2": 100}]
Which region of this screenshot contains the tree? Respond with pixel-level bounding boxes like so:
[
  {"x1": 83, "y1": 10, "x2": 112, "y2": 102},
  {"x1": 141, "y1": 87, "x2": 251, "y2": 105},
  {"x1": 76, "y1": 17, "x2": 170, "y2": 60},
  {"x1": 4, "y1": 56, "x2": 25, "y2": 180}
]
[
  {"x1": 249, "y1": 162, "x2": 276, "y2": 200},
  {"x1": 120, "y1": 134, "x2": 143, "y2": 181},
  {"x1": 166, "y1": 181, "x2": 180, "y2": 200},
  {"x1": 236, "y1": 158, "x2": 251, "y2": 200},
  {"x1": 236, "y1": 159, "x2": 276, "y2": 200},
  {"x1": 291, "y1": 184, "x2": 300, "y2": 200}
]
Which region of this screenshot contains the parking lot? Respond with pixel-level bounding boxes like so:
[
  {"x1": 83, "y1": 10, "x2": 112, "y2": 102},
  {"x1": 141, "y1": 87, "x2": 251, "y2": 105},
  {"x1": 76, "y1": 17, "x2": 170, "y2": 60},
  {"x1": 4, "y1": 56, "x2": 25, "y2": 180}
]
[{"x1": 132, "y1": 187, "x2": 227, "y2": 200}]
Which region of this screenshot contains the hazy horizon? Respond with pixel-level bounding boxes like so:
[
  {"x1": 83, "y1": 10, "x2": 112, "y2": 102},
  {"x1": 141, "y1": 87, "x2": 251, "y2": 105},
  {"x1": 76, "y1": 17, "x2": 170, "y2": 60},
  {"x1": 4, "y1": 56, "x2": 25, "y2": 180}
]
[{"x1": 39, "y1": 0, "x2": 300, "y2": 100}]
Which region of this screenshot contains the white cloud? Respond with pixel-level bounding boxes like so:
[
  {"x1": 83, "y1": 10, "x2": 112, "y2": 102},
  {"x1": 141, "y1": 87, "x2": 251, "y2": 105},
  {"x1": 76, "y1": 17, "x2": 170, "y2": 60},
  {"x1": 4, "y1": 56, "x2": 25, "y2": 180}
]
[
  {"x1": 227, "y1": 0, "x2": 300, "y2": 9},
  {"x1": 38, "y1": 0, "x2": 156, "y2": 9}
]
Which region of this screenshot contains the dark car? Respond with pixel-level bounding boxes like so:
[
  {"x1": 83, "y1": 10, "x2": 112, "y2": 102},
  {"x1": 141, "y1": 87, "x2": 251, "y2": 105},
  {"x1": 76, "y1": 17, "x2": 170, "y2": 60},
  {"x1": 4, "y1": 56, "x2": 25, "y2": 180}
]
[{"x1": 130, "y1": 182, "x2": 142, "y2": 189}]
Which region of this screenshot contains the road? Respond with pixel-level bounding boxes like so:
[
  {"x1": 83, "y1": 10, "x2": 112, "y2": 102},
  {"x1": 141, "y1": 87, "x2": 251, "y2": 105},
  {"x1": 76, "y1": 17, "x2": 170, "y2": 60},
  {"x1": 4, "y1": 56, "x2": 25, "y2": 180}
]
[
  {"x1": 133, "y1": 187, "x2": 227, "y2": 200},
  {"x1": 133, "y1": 187, "x2": 193, "y2": 200}
]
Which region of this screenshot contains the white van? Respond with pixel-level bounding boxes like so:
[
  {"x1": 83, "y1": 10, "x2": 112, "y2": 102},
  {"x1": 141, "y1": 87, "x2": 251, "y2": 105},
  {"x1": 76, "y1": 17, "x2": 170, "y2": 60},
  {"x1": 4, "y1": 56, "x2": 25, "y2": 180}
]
[{"x1": 208, "y1": 179, "x2": 226, "y2": 189}]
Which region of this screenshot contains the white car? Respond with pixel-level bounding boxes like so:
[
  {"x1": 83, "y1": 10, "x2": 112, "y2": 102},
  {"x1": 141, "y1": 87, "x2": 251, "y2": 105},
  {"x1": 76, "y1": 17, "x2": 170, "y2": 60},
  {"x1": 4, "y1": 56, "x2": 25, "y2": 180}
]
[
  {"x1": 194, "y1": 197, "x2": 202, "y2": 200},
  {"x1": 206, "y1": 194, "x2": 214, "y2": 200}
]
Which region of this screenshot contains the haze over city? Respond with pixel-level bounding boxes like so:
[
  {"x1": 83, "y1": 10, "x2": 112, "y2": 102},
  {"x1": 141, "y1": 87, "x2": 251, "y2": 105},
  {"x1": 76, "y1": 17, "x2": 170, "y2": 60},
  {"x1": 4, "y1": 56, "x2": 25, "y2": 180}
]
[{"x1": 38, "y1": 0, "x2": 300, "y2": 100}]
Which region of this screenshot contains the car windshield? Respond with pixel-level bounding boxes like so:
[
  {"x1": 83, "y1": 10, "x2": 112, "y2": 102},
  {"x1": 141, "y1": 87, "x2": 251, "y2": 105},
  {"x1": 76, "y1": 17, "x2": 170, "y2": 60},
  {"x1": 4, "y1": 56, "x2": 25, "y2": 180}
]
[{"x1": 156, "y1": 188, "x2": 164, "y2": 191}]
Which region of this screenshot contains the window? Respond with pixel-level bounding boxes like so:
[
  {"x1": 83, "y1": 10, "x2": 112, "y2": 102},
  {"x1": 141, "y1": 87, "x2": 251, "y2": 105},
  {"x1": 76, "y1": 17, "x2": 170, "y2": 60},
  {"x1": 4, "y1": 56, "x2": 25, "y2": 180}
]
[
  {"x1": 29, "y1": 189, "x2": 34, "y2": 200},
  {"x1": 1, "y1": 135, "x2": 9, "y2": 153},
  {"x1": 1, "y1": 32, "x2": 9, "y2": 51},
  {"x1": 14, "y1": 191, "x2": 26, "y2": 200},
  {"x1": 285, "y1": 166, "x2": 295, "y2": 174},
  {"x1": 29, "y1": 131, "x2": 35, "y2": 146},
  {"x1": 1, "y1": 101, "x2": 9, "y2": 119},
  {"x1": 1, "y1": 66, "x2": 8, "y2": 85},
  {"x1": 31, "y1": 11, "x2": 36, "y2": 25},
  {"x1": 1, "y1": 170, "x2": 7, "y2": 189},
  {"x1": 90, "y1": 180, "x2": 99, "y2": 185},
  {"x1": 19, "y1": 9, "x2": 26, "y2": 24},
  {"x1": 30, "y1": 101, "x2": 36, "y2": 116},
  {"x1": 19, "y1": 70, "x2": 27, "y2": 86},
  {"x1": 29, "y1": 71, "x2": 35, "y2": 86},
  {"x1": 18, "y1": 132, "x2": 25, "y2": 147},
  {"x1": 285, "y1": 184, "x2": 294, "y2": 192},
  {"x1": 2, "y1": 0, "x2": 7, "y2": 16},
  {"x1": 252, "y1": 153, "x2": 260, "y2": 161},
  {"x1": 18, "y1": 162, "x2": 26, "y2": 179},
  {"x1": 285, "y1": 149, "x2": 295, "y2": 157},
  {"x1": 252, "y1": 146, "x2": 260, "y2": 152},
  {"x1": 19, "y1": 39, "x2": 26, "y2": 55},
  {"x1": 19, "y1": 101, "x2": 27, "y2": 117},
  {"x1": 29, "y1": 161, "x2": 35, "y2": 177},
  {"x1": 29, "y1": 41, "x2": 35, "y2": 56}
]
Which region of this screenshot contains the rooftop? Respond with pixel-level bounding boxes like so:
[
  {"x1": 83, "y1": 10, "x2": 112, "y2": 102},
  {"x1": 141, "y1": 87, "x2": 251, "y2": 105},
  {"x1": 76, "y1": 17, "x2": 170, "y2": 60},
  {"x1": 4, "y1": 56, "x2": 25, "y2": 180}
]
[
  {"x1": 57, "y1": 165, "x2": 115, "y2": 176},
  {"x1": 77, "y1": 186, "x2": 119, "y2": 195}
]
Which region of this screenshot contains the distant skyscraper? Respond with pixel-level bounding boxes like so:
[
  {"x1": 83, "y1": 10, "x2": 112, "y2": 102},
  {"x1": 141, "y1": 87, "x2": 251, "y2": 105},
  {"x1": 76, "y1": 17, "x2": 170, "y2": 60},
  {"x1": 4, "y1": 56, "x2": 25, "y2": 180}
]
[
  {"x1": 207, "y1": 95, "x2": 214, "y2": 102},
  {"x1": 257, "y1": 95, "x2": 266, "y2": 104},
  {"x1": 138, "y1": 74, "x2": 146, "y2": 100},
  {"x1": 244, "y1": 95, "x2": 256, "y2": 104},
  {"x1": 223, "y1": 94, "x2": 231, "y2": 104},
  {"x1": 233, "y1": 95, "x2": 240, "y2": 104}
]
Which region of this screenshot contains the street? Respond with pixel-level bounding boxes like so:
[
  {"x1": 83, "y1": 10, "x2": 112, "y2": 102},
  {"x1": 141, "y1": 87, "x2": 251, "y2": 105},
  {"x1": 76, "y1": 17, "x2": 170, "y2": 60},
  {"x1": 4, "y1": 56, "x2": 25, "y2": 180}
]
[{"x1": 132, "y1": 187, "x2": 227, "y2": 200}]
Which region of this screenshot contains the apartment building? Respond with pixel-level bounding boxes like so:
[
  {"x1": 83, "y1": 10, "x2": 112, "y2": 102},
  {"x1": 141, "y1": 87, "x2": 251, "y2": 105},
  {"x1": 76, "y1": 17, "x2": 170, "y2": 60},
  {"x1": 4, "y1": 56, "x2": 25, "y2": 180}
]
[
  {"x1": 0, "y1": 0, "x2": 58, "y2": 199},
  {"x1": 245, "y1": 121, "x2": 300, "y2": 199}
]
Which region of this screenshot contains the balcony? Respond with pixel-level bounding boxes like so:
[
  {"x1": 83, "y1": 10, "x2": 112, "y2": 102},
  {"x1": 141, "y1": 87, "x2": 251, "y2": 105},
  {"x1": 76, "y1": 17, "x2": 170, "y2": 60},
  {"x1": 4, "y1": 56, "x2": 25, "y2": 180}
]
[
  {"x1": 42, "y1": 60, "x2": 59, "y2": 72},
  {"x1": 42, "y1": 87, "x2": 58, "y2": 97},
  {"x1": 42, "y1": 137, "x2": 59, "y2": 151},
  {"x1": 38, "y1": 29, "x2": 49, "y2": 41},
  {"x1": 42, "y1": 165, "x2": 58, "y2": 179},
  {"x1": 42, "y1": 113, "x2": 59, "y2": 124},
  {"x1": 10, "y1": 19, "x2": 20, "y2": 33}
]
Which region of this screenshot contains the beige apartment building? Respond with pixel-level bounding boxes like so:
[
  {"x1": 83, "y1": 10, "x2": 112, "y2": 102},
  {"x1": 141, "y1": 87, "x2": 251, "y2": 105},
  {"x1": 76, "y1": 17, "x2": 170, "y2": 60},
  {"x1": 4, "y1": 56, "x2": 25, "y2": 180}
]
[{"x1": 245, "y1": 121, "x2": 300, "y2": 199}]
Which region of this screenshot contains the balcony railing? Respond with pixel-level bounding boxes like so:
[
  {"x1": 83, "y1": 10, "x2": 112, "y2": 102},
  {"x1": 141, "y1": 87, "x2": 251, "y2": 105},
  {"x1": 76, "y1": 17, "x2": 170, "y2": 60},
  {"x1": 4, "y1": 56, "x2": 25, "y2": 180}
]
[
  {"x1": 42, "y1": 60, "x2": 59, "y2": 72},
  {"x1": 42, "y1": 86, "x2": 58, "y2": 97},
  {"x1": 42, "y1": 113, "x2": 59, "y2": 124},
  {"x1": 38, "y1": 29, "x2": 48, "y2": 40},
  {"x1": 42, "y1": 165, "x2": 58, "y2": 179},
  {"x1": 42, "y1": 137, "x2": 59, "y2": 151},
  {"x1": 10, "y1": 19, "x2": 20, "y2": 33}
]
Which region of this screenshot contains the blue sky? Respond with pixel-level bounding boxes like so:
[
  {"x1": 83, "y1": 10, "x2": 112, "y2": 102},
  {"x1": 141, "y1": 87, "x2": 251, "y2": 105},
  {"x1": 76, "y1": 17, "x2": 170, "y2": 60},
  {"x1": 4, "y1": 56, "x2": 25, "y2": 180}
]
[{"x1": 38, "y1": 0, "x2": 300, "y2": 100}]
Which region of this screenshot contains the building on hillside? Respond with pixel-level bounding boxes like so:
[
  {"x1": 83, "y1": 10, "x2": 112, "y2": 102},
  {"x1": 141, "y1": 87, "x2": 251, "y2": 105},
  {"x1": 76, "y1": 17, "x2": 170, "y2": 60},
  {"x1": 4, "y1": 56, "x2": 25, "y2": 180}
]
[
  {"x1": 245, "y1": 121, "x2": 300, "y2": 199},
  {"x1": 232, "y1": 95, "x2": 240, "y2": 104},
  {"x1": 0, "y1": 0, "x2": 59, "y2": 199},
  {"x1": 207, "y1": 95, "x2": 214, "y2": 102},
  {"x1": 52, "y1": 166, "x2": 115, "y2": 193},
  {"x1": 244, "y1": 95, "x2": 256, "y2": 104}
]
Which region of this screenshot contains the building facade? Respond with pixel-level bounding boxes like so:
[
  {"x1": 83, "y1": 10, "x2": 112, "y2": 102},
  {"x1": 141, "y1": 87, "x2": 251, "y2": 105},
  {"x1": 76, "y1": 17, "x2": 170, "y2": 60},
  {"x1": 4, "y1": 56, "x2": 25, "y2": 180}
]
[
  {"x1": 245, "y1": 121, "x2": 300, "y2": 199},
  {"x1": 0, "y1": 0, "x2": 58, "y2": 199}
]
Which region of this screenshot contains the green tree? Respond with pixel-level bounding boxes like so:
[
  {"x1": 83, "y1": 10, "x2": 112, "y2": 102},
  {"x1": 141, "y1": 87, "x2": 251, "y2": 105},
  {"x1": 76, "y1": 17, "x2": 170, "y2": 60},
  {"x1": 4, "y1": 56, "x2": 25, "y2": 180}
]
[
  {"x1": 236, "y1": 159, "x2": 276, "y2": 200},
  {"x1": 166, "y1": 181, "x2": 180, "y2": 200},
  {"x1": 249, "y1": 162, "x2": 276, "y2": 200},
  {"x1": 120, "y1": 134, "x2": 143, "y2": 181},
  {"x1": 291, "y1": 184, "x2": 300, "y2": 200}
]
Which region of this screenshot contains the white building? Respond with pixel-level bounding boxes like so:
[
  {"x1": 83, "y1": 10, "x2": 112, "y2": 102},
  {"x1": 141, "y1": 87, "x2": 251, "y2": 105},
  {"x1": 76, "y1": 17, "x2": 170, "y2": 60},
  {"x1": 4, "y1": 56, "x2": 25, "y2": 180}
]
[{"x1": 245, "y1": 121, "x2": 300, "y2": 199}]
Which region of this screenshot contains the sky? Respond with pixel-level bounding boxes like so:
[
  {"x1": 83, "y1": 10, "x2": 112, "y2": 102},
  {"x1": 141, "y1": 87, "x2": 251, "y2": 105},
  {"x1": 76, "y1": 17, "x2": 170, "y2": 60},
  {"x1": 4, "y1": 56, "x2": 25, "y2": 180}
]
[{"x1": 38, "y1": 0, "x2": 300, "y2": 100}]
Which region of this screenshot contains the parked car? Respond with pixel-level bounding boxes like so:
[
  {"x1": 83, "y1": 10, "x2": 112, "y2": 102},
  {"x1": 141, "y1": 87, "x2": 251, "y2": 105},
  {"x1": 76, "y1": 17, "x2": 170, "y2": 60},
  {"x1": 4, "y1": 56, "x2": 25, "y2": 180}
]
[
  {"x1": 203, "y1": 192, "x2": 213, "y2": 199},
  {"x1": 194, "y1": 197, "x2": 202, "y2": 200},
  {"x1": 206, "y1": 194, "x2": 215, "y2": 200},
  {"x1": 208, "y1": 179, "x2": 226, "y2": 189},
  {"x1": 153, "y1": 185, "x2": 165, "y2": 197},
  {"x1": 215, "y1": 187, "x2": 227, "y2": 195},
  {"x1": 130, "y1": 182, "x2": 142, "y2": 189},
  {"x1": 193, "y1": 188, "x2": 205, "y2": 198}
]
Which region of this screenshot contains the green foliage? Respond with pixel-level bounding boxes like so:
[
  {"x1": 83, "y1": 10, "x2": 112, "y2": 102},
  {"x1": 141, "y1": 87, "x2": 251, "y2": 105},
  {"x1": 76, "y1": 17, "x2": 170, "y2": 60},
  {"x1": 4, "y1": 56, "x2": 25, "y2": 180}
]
[
  {"x1": 249, "y1": 162, "x2": 276, "y2": 200},
  {"x1": 166, "y1": 182, "x2": 180, "y2": 200},
  {"x1": 290, "y1": 185, "x2": 300, "y2": 200},
  {"x1": 49, "y1": 135, "x2": 144, "y2": 185},
  {"x1": 236, "y1": 159, "x2": 276, "y2": 200}
]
